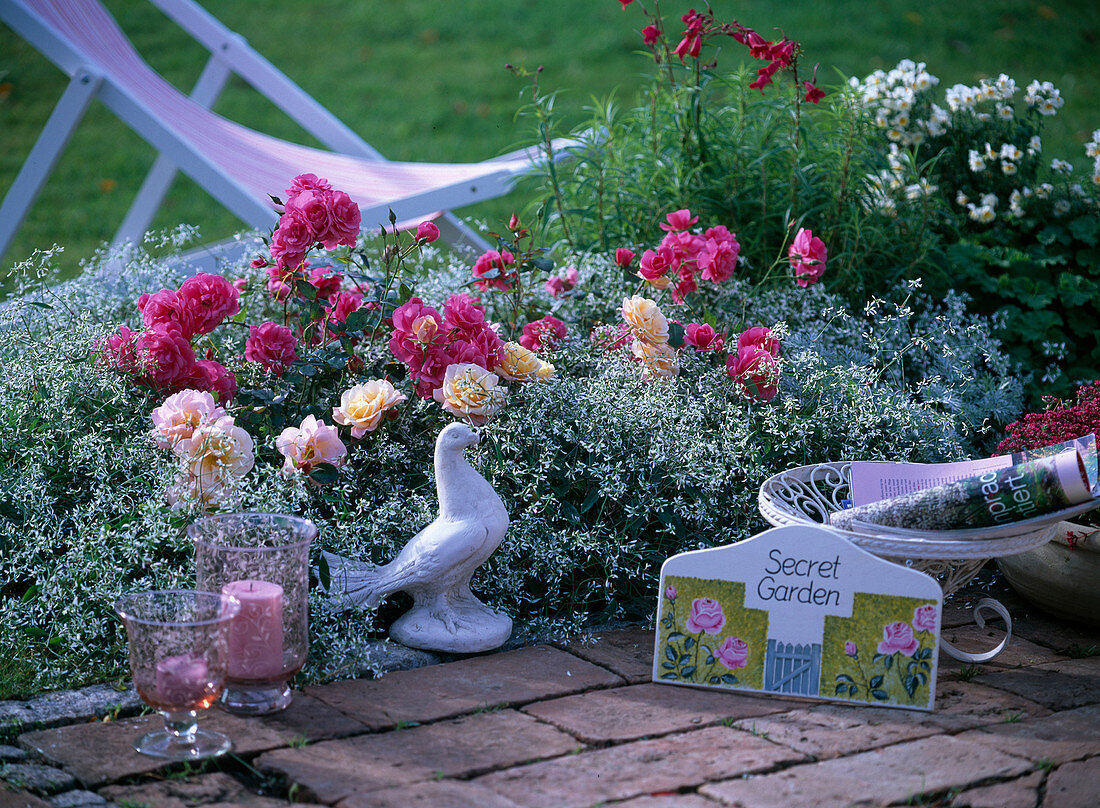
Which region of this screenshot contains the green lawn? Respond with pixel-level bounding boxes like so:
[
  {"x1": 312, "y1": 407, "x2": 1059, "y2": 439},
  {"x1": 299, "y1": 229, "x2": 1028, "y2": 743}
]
[{"x1": 2, "y1": 0, "x2": 1098, "y2": 288}]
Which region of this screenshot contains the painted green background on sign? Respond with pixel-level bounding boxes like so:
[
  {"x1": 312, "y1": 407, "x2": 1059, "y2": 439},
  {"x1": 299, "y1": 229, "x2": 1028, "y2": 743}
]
[
  {"x1": 656, "y1": 575, "x2": 769, "y2": 691},
  {"x1": 822, "y1": 592, "x2": 938, "y2": 707}
]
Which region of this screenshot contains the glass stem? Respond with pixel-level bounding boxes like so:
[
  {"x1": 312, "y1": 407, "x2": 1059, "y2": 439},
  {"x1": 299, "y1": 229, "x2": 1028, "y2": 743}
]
[{"x1": 162, "y1": 710, "x2": 199, "y2": 744}]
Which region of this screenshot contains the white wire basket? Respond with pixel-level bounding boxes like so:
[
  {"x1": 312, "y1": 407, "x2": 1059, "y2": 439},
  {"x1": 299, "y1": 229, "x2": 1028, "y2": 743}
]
[{"x1": 758, "y1": 461, "x2": 1100, "y2": 662}]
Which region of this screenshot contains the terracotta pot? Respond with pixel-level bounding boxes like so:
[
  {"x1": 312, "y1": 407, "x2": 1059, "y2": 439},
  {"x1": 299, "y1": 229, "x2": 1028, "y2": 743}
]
[{"x1": 996, "y1": 521, "x2": 1100, "y2": 628}]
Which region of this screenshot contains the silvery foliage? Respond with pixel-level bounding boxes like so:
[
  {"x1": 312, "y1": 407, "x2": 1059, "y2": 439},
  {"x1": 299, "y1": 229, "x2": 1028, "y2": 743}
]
[{"x1": 0, "y1": 232, "x2": 1022, "y2": 692}]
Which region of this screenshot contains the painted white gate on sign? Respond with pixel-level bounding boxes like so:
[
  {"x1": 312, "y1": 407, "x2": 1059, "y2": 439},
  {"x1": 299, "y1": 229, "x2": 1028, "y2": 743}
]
[{"x1": 764, "y1": 640, "x2": 821, "y2": 696}]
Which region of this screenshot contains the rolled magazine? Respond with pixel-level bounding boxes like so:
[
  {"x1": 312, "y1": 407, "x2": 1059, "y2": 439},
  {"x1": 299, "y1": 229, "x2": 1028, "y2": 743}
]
[{"x1": 830, "y1": 446, "x2": 1095, "y2": 533}]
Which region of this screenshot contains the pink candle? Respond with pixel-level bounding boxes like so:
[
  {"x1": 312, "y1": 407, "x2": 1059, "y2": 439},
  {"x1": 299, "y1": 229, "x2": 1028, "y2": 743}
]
[
  {"x1": 154, "y1": 653, "x2": 209, "y2": 707},
  {"x1": 223, "y1": 579, "x2": 284, "y2": 680}
]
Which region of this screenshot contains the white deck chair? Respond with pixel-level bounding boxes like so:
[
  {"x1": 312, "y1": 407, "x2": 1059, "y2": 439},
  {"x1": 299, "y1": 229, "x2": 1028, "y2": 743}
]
[{"x1": 0, "y1": 0, "x2": 568, "y2": 262}]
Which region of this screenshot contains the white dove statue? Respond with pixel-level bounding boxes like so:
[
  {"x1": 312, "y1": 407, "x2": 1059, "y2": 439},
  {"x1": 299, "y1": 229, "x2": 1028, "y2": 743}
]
[{"x1": 323, "y1": 422, "x2": 512, "y2": 653}]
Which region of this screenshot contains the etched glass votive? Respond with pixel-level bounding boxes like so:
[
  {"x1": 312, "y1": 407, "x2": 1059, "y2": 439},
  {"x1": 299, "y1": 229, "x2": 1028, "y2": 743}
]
[
  {"x1": 190, "y1": 513, "x2": 316, "y2": 715},
  {"x1": 113, "y1": 590, "x2": 240, "y2": 759}
]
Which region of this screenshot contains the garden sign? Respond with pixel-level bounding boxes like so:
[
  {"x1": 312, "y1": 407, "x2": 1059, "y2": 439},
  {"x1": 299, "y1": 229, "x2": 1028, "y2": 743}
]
[{"x1": 654, "y1": 525, "x2": 942, "y2": 711}]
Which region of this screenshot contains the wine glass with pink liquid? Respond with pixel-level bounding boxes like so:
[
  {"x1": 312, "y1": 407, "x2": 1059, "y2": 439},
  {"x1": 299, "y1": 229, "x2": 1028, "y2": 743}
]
[{"x1": 114, "y1": 590, "x2": 240, "y2": 759}]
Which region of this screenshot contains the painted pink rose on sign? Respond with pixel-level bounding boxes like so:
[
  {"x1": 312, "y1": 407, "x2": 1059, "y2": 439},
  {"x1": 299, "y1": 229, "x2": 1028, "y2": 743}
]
[
  {"x1": 913, "y1": 605, "x2": 938, "y2": 633},
  {"x1": 844, "y1": 641, "x2": 858, "y2": 657},
  {"x1": 714, "y1": 636, "x2": 749, "y2": 670},
  {"x1": 877, "y1": 621, "x2": 919, "y2": 656},
  {"x1": 685, "y1": 598, "x2": 725, "y2": 635}
]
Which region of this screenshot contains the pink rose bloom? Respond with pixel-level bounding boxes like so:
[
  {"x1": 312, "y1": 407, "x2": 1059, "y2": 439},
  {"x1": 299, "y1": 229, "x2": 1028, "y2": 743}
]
[
  {"x1": 462, "y1": 325, "x2": 506, "y2": 368},
  {"x1": 545, "y1": 267, "x2": 579, "y2": 297},
  {"x1": 275, "y1": 414, "x2": 347, "y2": 474},
  {"x1": 134, "y1": 325, "x2": 196, "y2": 389},
  {"x1": 789, "y1": 227, "x2": 828, "y2": 287},
  {"x1": 389, "y1": 297, "x2": 444, "y2": 364},
  {"x1": 308, "y1": 266, "x2": 344, "y2": 301},
  {"x1": 416, "y1": 220, "x2": 441, "y2": 243},
  {"x1": 96, "y1": 324, "x2": 140, "y2": 372},
  {"x1": 286, "y1": 173, "x2": 332, "y2": 199},
  {"x1": 284, "y1": 189, "x2": 331, "y2": 239},
  {"x1": 845, "y1": 641, "x2": 858, "y2": 657},
  {"x1": 715, "y1": 636, "x2": 749, "y2": 670},
  {"x1": 266, "y1": 265, "x2": 294, "y2": 301},
  {"x1": 615, "y1": 248, "x2": 636, "y2": 268},
  {"x1": 737, "y1": 326, "x2": 780, "y2": 358},
  {"x1": 150, "y1": 389, "x2": 226, "y2": 450},
  {"x1": 913, "y1": 605, "x2": 938, "y2": 633},
  {"x1": 448, "y1": 338, "x2": 490, "y2": 368},
  {"x1": 320, "y1": 190, "x2": 361, "y2": 249},
  {"x1": 188, "y1": 359, "x2": 237, "y2": 404},
  {"x1": 519, "y1": 315, "x2": 567, "y2": 353},
  {"x1": 727, "y1": 345, "x2": 779, "y2": 402},
  {"x1": 443, "y1": 293, "x2": 489, "y2": 336},
  {"x1": 665, "y1": 585, "x2": 677, "y2": 601},
  {"x1": 638, "y1": 246, "x2": 677, "y2": 289},
  {"x1": 685, "y1": 597, "x2": 726, "y2": 635},
  {"x1": 698, "y1": 236, "x2": 740, "y2": 284},
  {"x1": 177, "y1": 273, "x2": 241, "y2": 337},
  {"x1": 325, "y1": 290, "x2": 364, "y2": 336},
  {"x1": 138, "y1": 289, "x2": 197, "y2": 340},
  {"x1": 704, "y1": 225, "x2": 737, "y2": 245},
  {"x1": 409, "y1": 347, "x2": 451, "y2": 398},
  {"x1": 660, "y1": 229, "x2": 706, "y2": 263},
  {"x1": 245, "y1": 322, "x2": 298, "y2": 376},
  {"x1": 472, "y1": 249, "x2": 516, "y2": 292},
  {"x1": 270, "y1": 210, "x2": 314, "y2": 268},
  {"x1": 877, "y1": 621, "x2": 919, "y2": 656},
  {"x1": 232, "y1": 278, "x2": 247, "y2": 292},
  {"x1": 684, "y1": 323, "x2": 717, "y2": 350},
  {"x1": 671, "y1": 262, "x2": 698, "y2": 304},
  {"x1": 659, "y1": 208, "x2": 699, "y2": 232}
]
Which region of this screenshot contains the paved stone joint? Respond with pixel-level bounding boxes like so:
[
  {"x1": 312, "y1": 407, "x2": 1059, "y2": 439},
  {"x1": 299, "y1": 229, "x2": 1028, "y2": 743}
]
[{"x1": 1, "y1": 615, "x2": 1098, "y2": 808}]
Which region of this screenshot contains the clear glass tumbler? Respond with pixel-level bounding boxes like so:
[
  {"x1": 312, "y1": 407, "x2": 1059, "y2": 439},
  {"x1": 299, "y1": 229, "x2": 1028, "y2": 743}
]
[
  {"x1": 190, "y1": 512, "x2": 316, "y2": 715},
  {"x1": 113, "y1": 589, "x2": 240, "y2": 759}
]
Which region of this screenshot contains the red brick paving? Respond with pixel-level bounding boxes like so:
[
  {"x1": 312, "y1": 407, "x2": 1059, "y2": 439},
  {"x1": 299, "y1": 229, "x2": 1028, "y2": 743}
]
[{"x1": 5, "y1": 615, "x2": 1100, "y2": 807}]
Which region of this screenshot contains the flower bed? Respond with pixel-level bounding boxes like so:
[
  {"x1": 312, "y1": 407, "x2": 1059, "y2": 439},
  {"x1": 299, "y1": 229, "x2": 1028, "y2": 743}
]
[{"x1": 0, "y1": 183, "x2": 1019, "y2": 694}]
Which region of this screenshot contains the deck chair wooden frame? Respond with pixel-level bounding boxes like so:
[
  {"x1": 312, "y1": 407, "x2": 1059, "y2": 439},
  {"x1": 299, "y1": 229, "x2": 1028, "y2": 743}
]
[{"x1": 0, "y1": 0, "x2": 565, "y2": 262}]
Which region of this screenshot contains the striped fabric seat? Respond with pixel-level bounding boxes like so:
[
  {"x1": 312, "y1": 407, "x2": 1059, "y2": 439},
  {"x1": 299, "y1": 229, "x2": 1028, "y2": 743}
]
[{"x1": 1, "y1": 0, "x2": 565, "y2": 259}]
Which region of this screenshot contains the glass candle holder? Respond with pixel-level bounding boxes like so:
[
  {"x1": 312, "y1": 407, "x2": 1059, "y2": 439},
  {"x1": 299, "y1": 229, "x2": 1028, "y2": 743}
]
[
  {"x1": 190, "y1": 513, "x2": 316, "y2": 715},
  {"x1": 113, "y1": 590, "x2": 240, "y2": 759}
]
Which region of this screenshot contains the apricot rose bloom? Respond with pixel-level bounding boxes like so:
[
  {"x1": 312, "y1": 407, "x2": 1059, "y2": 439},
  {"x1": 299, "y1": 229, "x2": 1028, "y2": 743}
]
[
  {"x1": 174, "y1": 415, "x2": 255, "y2": 496},
  {"x1": 495, "y1": 342, "x2": 555, "y2": 383},
  {"x1": 332, "y1": 380, "x2": 407, "y2": 438},
  {"x1": 632, "y1": 338, "x2": 680, "y2": 380},
  {"x1": 433, "y1": 363, "x2": 506, "y2": 425},
  {"x1": 276, "y1": 415, "x2": 347, "y2": 474},
  {"x1": 622, "y1": 295, "x2": 669, "y2": 345},
  {"x1": 150, "y1": 389, "x2": 226, "y2": 450}
]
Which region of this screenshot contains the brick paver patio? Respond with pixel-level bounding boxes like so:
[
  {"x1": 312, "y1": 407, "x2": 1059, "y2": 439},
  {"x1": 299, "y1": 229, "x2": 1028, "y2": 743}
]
[{"x1": 2, "y1": 602, "x2": 1098, "y2": 807}]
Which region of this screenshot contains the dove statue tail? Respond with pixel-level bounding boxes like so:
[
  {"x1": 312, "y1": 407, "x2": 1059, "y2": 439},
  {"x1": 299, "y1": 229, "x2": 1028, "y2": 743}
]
[{"x1": 322, "y1": 551, "x2": 390, "y2": 609}]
